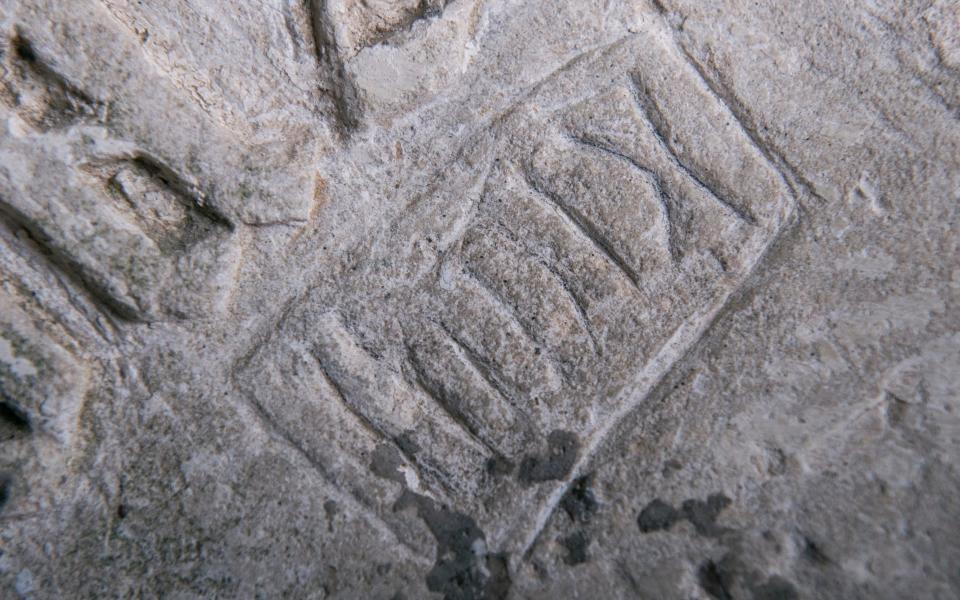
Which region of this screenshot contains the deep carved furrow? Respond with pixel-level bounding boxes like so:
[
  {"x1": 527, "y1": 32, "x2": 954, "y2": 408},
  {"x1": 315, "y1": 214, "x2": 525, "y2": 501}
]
[
  {"x1": 627, "y1": 73, "x2": 757, "y2": 225},
  {"x1": 460, "y1": 266, "x2": 544, "y2": 360},
  {"x1": 1, "y1": 33, "x2": 105, "y2": 131},
  {"x1": 363, "y1": 0, "x2": 453, "y2": 50},
  {"x1": 311, "y1": 349, "x2": 464, "y2": 500},
  {"x1": 461, "y1": 220, "x2": 603, "y2": 380},
  {"x1": 521, "y1": 166, "x2": 644, "y2": 292},
  {"x1": 311, "y1": 312, "x2": 494, "y2": 499},
  {"x1": 487, "y1": 211, "x2": 613, "y2": 342},
  {"x1": 405, "y1": 344, "x2": 504, "y2": 459},
  {"x1": 238, "y1": 385, "x2": 429, "y2": 560},
  {"x1": 0, "y1": 206, "x2": 139, "y2": 322},
  {"x1": 307, "y1": 0, "x2": 363, "y2": 132},
  {"x1": 310, "y1": 351, "x2": 395, "y2": 448},
  {"x1": 317, "y1": 344, "x2": 467, "y2": 496},
  {"x1": 88, "y1": 154, "x2": 233, "y2": 251},
  {"x1": 536, "y1": 256, "x2": 601, "y2": 356},
  {"x1": 662, "y1": 34, "x2": 811, "y2": 204},
  {"x1": 431, "y1": 317, "x2": 537, "y2": 432},
  {"x1": 566, "y1": 132, "x2": 678, "y2": 265}
]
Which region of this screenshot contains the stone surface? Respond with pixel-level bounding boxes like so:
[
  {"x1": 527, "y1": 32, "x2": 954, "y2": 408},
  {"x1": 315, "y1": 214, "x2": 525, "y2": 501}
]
[{"x1": 0, "y1": 0, "x2": 957, "y2": 598}]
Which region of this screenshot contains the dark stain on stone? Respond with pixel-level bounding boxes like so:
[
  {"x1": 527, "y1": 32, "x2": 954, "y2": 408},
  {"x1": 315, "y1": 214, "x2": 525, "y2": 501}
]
[
  {"x1": 0, "y1": 475, "x2": 10, "y2": 513},
  {"x1": 395, "y1": 490, "x2": 511, "y2": 599},
  {"x1": 662, "y1": 458, "x2": 683, "y2": 477},
  {"x1": 483, "y1": 554, "x2": 511, "y2": 600},
  {"x1": 681, "y1": 493, "x2": 732, "y2": 537},
  {"x1": 560, "y1": 475, "x2": 598, "y2": 523},
  {"x1": 370, "y1": 443, "x2": 407, "y2": 484},
  {"x1": 485, "y1": 455, "x2": 513, "y2": 478},
  {"x1": 696, "y1": 548, "x2": 799, "y2": 600},
  {"x1": 560, "y1": 530, "x2": 589, "y2": 565},
  {"x1": 751, "y1": 575, "x2": 799, "y2": 600},
  {"x1": 765, "y1": 447, "x2": 787, "y2": 476},
  {"x1": 323, "y1": 499, "x2": 339, "y2": 532},
  {"x1": 12, "y1": 36, "x2": 38, "y2": 63},
  {"x1": 0, "y1": 402, "x2": 29, "y2": 429},
  {"x1": 801, "y1": 535, "x2": 830, "y2": 566},
  {"x1": 395, "y1": 431, "x2": 421, "y2": 456},
  {"x1": 636, "y1": 493, "x2": 731, "y2": 537},
  {"x1": 636, "y1": 498, "x2": 680, "y2": 532},
  {"x1": 518, "y1": 430, "x2": 579, "y2": 484},
  {"x1": 698, "y1": 560, "x2": 734, "y2": 600},
  {"x1": 323, "y1": 499, "x2": 338, "y2": 516},
  {"x1": 0, "y1": 399, "x2": 31, "y2": 444}
]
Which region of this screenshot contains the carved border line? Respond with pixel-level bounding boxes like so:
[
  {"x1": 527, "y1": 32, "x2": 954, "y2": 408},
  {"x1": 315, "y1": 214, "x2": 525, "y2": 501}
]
[{"x1": 515, "y1": 5, "x2": 805, "y2": 558}]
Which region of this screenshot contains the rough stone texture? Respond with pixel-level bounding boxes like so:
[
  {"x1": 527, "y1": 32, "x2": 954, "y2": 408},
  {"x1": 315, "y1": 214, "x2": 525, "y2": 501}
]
[{"x1": 0, "y1": 0, "x2": 957, "y2": 598}]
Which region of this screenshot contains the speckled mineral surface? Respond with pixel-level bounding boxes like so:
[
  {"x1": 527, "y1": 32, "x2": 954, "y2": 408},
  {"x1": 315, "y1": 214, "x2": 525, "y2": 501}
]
[{"x1": 1, "y1": 1, "x2": 958, "y2": 598}]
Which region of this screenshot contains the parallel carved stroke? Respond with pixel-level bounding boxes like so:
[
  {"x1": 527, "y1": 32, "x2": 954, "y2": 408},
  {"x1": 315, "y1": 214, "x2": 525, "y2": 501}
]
[
  {"x1": 514, "y1": 9, "x2": 802, "y2": 557},
  {"x1": 521, "y1": 165, "x2": 646, "y2": 293}
]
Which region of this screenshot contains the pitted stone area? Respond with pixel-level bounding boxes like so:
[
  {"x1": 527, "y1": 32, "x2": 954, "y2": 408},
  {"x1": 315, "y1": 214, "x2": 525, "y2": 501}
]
[{"x1": 1, "y1": 0, "x2": 958, "y2": 598}]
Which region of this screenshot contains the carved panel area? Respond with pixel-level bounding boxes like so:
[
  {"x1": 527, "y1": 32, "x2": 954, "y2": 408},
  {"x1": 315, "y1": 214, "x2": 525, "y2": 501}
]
[{"x1": 235, "y1": 26, "x2": 795, "y2": 555}]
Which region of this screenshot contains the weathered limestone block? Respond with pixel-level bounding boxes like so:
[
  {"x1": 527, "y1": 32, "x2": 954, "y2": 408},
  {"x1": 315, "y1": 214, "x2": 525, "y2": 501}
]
[{"x1": 0, "y1": 0, "x2": 957, "y2": 598}]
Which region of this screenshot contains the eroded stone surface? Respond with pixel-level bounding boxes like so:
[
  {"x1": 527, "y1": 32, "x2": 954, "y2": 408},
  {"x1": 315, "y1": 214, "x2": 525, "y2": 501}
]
[{"x1": 0, "y1": 0, "x2": 957, "y2": 598}]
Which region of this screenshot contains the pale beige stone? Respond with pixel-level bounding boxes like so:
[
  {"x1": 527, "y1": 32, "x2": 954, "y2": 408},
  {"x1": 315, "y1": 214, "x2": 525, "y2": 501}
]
[{"x1": 0, "y1": 1, "x2": 957, "y2": 598}]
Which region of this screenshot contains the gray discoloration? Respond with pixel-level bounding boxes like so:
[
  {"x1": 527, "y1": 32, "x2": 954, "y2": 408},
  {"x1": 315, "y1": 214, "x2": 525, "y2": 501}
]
[
  {"x1": 801, "y1": 536, "x2": 831, "y2": 566},
  {"x1": 636, "y1": 498, "x2": 680, "y2": 533},
  {"x1": 519, "y1": 430, "x2": 580, "y2": 484},
  {"x1": 370, "y1": 443, "x2": 406, "y2": 484},
  {"x1": 395, "y1": 490, "x2": 511, "y2": 599},
  {"x1": 637, "y1": 493, "x2": 730, "y2": 537},
  {"x1": 681, "y1": 493, "x2": 732, "y2": 538},
  {"x1": 0, "y1": 0, "x2": 957, "y2": 597},
  {"x1": 698, "y1": 560, "x2": 734, "y2": 600},
  {"x1": 0, "y1": 475, "x2": 10, "y2": 513},
  {"x1": 560, "y1": 530, "x2": 589, "y2": 566},
  {"x1": 752, "y1": 575, "x2": 799, "y2": 600},
  {"x1": 560, "y1": 475, "x2": 597, "y2": 524},
  {"x1": 0, "y1": 401, "x2": 31, "y2": 438}
]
